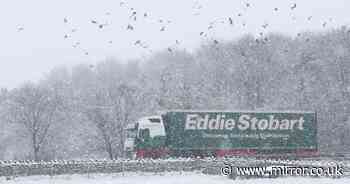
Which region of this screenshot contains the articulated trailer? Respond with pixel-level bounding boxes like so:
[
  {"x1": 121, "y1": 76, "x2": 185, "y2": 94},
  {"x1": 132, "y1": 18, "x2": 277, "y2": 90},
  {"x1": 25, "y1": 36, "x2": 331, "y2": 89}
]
[{"x1": 124, "y1": 110, "x2": 318, "y2": 158}]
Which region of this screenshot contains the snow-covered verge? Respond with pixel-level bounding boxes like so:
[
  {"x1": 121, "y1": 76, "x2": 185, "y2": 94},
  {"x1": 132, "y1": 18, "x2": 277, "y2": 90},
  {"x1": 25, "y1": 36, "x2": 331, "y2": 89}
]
[
  {"x1": 0, "y1": 157, "x2": 349, "y2": 178},
  {"x1": 1, "y1": 172, "x2": 349, "y2": 184}
]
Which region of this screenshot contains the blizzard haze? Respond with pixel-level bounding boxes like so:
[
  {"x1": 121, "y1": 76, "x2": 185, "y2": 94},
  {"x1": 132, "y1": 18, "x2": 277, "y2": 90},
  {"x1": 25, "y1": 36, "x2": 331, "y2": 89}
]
[{"x1": 0, "y1": 0, "x2": 349, "y2": 88}]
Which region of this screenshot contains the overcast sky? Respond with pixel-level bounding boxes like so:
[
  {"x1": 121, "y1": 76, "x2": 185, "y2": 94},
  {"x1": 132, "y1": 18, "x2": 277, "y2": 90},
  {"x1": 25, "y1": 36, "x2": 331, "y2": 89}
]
[{"x1": 0, "y1": 0, "x2": 349, "y2": 88}]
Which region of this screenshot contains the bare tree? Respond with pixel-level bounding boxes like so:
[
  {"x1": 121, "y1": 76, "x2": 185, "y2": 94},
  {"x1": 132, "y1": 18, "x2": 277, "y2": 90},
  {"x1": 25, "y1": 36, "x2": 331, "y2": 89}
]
[
  {"x1": 82, "y1": 83, "x2": 139, "y2": 159},
  {"x1": 4, "y1": 83, "x2": 62, "y2": 160},
  {"x1": 73, "y1": 60, "x2": 141, "y2": 159}
]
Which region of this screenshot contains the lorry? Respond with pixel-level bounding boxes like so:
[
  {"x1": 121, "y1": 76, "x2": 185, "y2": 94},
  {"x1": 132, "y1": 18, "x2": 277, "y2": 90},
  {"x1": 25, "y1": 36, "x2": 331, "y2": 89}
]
[{"x1": 124, "y1": 110, "x2": 318, "y2": 158}]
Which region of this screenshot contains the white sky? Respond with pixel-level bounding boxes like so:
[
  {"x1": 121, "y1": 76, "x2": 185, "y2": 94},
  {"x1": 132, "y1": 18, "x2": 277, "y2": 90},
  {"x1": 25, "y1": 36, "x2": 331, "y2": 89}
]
[{"x1": 0, "y1": 0, "x2": 349, "y2": 88}]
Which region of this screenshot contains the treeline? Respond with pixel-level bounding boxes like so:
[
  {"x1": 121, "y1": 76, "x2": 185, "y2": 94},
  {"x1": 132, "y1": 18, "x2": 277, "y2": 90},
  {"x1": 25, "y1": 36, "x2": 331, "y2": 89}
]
[{"x1": 0, "y1": 27, "x2": 350, "y2": 160}]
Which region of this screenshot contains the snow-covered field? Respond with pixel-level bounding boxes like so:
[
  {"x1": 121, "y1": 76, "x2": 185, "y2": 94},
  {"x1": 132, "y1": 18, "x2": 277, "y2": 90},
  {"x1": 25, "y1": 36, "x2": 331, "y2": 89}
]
[{"x1": 1, "y1": 172, "x2": 349, "y2": 184}]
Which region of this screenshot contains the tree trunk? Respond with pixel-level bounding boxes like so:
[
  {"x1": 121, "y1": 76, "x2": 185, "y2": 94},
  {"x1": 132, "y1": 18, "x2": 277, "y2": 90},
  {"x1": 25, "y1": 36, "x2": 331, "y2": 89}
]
[
  {"x1": 107, "y1": 146, "x2": 114, "y2": 160},
  {"x1": 104, "y1": 137, "x2": 114, "y2": 160},
  {"x1": 32, "y1": 133, "x2": 40, "y2": 161}
]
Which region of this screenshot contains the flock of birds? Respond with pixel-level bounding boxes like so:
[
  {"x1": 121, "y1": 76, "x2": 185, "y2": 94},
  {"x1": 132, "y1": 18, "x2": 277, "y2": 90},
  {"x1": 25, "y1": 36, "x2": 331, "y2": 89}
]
[{"x1": 15, "y1": 1, "x2": 339, "y2": 56}]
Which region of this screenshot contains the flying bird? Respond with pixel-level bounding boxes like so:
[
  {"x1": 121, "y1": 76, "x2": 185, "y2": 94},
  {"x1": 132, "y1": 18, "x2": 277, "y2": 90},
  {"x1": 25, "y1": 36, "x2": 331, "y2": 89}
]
[
  {"x1": 192, "y1": 1, "x2": 203, "y2": 10},
  {"x1": 291, "y1": 3, "x2": 296, "y2": 10},
  {"x1": 160, "y1": 26, "x2": 165, "y2": 31},
  {"x1": 138, "y1": 42, "x2": 149, "y2": 49},
  {"x1": 134, "y1": 40, "x2": 141, "y2": 45},
  {"x1": 322, "y1": 22, "x2": 327, "y2": 28},
  {"x1": 127, "y1": 24, "x2": 134, "y2": 30},
  {"x1": 98, "y1": 23, "x2": 108, "y2": 29},
  {"x1": 274, "y1": 8, "x2": 278, "y2": 11},
  {"x1": 228, "y1": 17, "x2": 233, "y2": 25},
  {"x1": 245, "y1": 2, "x2": 250, "y2": 7},
  {"x1": 144, "y1": 13, "x2": 148, "y2": 17},
  {"x1": 91, "y1": 20, "x2": 98, "y2": 24},
  {"x1": 64, "y1": 34, "x2": 68, "y2": 39},
  {"x1": 17, "y1": 27, "x2": 24, "y2": 31},
  {"x1": 108, "y1": 40, "x2": 113, "y2": 44},
  {"x1": 213, "y1": 40, "x2": 219, "y2": 44},
  {"x1": 72, "y1": 42, "x2": 79, "y2": 48},
  {"x1": 130, "y1": 11, "x2": 137, "y2": 18},
  {"x1": 307, "y1": 16, "x2": 312, "y2": 21},
  {"x1": 200, "y1": 31, "x2": 204, "y2": 36},
  {"x1": 262, "y1": 23, "x2": 269, "y2": 29},
  {"x1": 64, "y1": 18, "x2": 68, "y2": 23},
  {"x1": 238, "y1": 13, "x2": 242, "y2": 17},
  {"x1": 167, "y1": 47, "x2": 172, "y2": 52}
]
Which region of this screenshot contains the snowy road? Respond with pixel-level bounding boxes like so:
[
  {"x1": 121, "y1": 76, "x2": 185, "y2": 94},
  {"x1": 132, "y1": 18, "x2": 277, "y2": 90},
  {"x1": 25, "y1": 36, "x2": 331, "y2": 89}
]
[{"x1": 1, "y1": 172, "x2": 349, "y2": 184}]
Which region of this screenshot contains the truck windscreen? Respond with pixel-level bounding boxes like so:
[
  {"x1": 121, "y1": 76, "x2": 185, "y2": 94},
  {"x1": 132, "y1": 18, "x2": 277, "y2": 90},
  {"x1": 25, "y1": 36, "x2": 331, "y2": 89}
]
[{"x1": 126, "y1": 129, "x2": 137, "y2": 138}]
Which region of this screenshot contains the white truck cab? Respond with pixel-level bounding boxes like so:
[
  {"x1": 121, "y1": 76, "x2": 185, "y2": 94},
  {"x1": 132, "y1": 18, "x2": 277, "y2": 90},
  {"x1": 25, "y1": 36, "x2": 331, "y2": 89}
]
[{"x1": 124, "y1": 116, "x2": 165, "y2": 158}]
